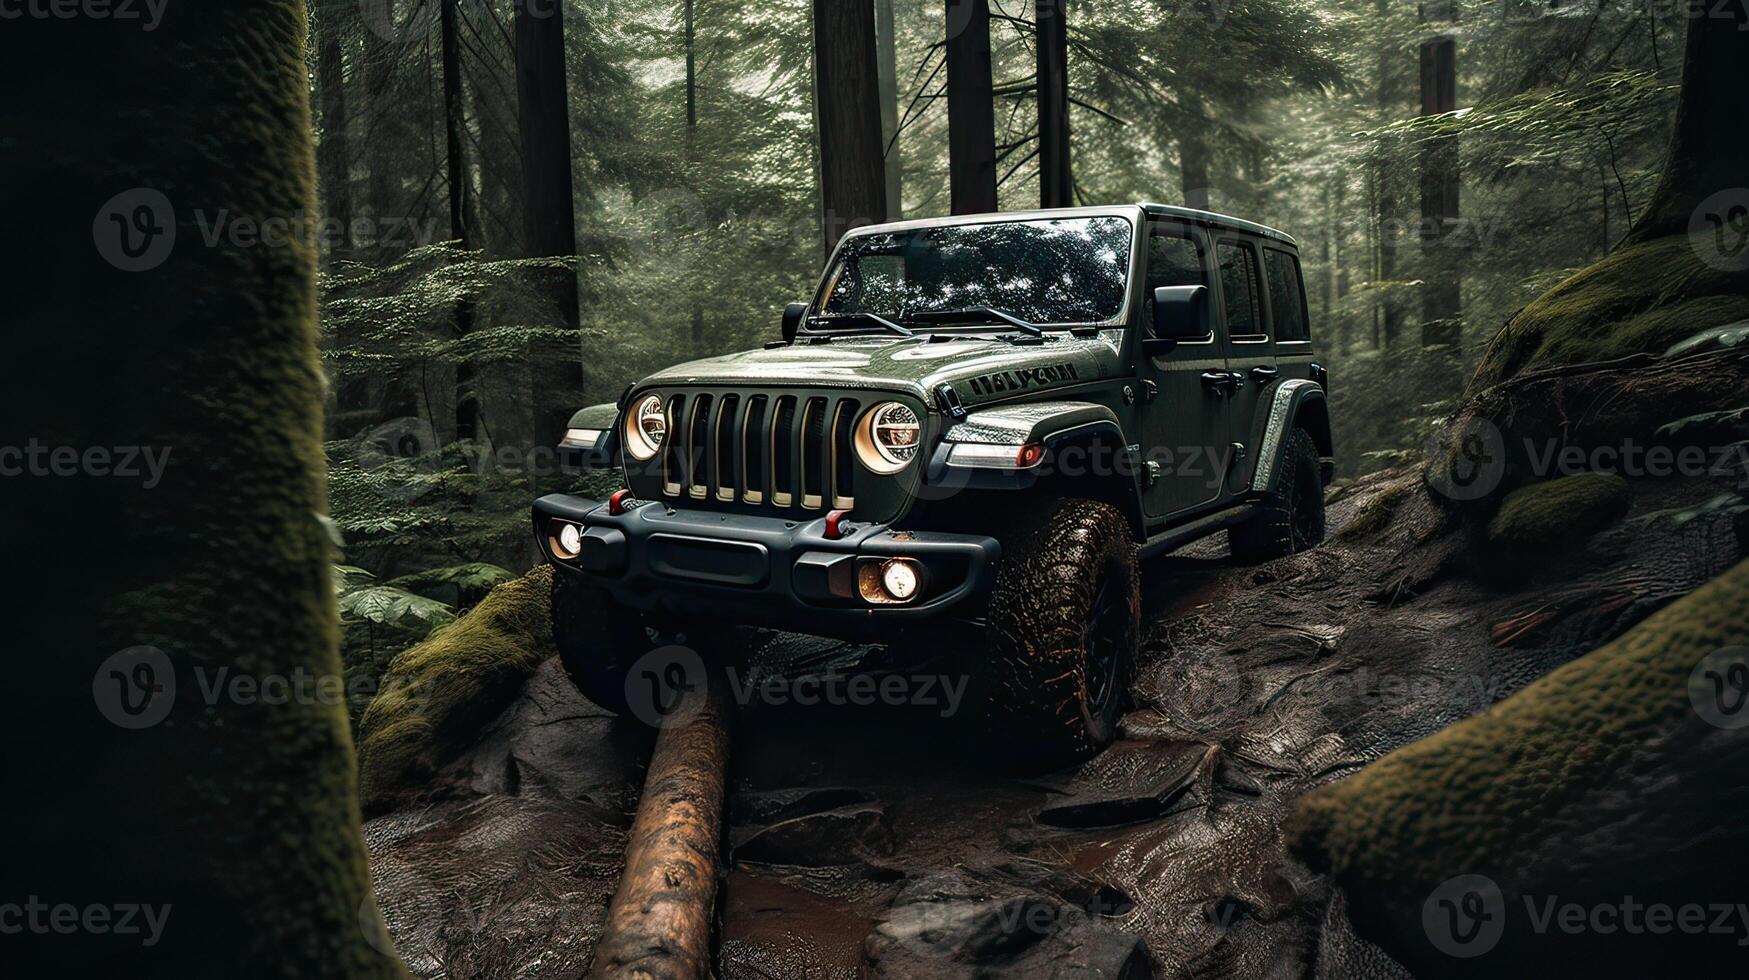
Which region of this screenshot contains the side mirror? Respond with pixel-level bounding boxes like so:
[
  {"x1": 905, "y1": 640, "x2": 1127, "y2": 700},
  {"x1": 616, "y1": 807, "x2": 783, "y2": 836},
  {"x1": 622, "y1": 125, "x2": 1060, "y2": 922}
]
[
  {"x1": 1143, "y1": 284, "x2": 1210, "y2": 357},
  {"x1": 781, "y1": 303, "x2": 808, "y2": 344}
]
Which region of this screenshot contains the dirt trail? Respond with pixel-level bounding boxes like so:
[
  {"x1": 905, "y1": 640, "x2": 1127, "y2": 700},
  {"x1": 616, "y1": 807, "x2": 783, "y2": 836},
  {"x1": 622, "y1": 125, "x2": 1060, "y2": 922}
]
[{"x1": 364, "y1": 467, "x2": 1740, "y2": 978}]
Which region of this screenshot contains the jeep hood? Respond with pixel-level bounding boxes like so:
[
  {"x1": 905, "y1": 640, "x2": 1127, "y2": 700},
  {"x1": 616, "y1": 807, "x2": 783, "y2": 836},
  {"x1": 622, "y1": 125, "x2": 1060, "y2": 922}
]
[{"x1": 636, "y1": 333, "x2": 1122, "y2": 406}]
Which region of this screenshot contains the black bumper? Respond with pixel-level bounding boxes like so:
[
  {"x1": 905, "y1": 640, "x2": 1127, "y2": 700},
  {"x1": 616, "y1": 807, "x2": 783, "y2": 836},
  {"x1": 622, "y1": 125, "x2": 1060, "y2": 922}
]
[{"x1": 533, "y1": 494, "x2": 1001, "y2": 638}]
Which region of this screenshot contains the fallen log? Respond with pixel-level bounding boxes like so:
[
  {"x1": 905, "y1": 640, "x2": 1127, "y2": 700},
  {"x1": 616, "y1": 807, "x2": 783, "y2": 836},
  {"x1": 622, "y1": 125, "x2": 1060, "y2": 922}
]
[{"x1": 589, "y1": 686, "x2": 732, "y2": 980}]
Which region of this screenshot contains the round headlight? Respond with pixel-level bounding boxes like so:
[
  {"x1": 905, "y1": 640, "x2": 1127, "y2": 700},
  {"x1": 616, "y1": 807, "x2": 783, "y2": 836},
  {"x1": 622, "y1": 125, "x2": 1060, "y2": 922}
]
[
  {"x1": 623, "y1": 394, "x2": 667, "y2": 461},
  {"x1": 855, "y1": 401, "x2": 921, "y2": 474}
]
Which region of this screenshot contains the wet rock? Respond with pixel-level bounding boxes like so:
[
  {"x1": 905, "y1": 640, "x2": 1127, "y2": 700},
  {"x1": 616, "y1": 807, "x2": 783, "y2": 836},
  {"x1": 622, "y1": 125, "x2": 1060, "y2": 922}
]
[
  {"x1": 1034, "y1": 743, "x2": 1218, "y2": 829},
  {"x1": 439, "y1": 658, "x2": 646, "y2": 813},
  {"x1": 733, "y1": 804, "x2": 890, "y2": 867},
  {"x1": 863, "y1": 872, "x2": 1150, "y2": 979},
  {"x1": 731, "y1": 786, "x2": 877, "y2": 825}
]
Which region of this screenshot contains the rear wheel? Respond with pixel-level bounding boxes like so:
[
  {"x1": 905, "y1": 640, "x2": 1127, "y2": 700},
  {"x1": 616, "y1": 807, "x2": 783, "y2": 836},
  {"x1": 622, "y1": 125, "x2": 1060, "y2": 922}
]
[
  {"x1": 982, "y1": 499, "x2": 1140, "y2": 770},
  {"x1": 1229, "y1": 427, "x2": 1325, "y2": 563}
]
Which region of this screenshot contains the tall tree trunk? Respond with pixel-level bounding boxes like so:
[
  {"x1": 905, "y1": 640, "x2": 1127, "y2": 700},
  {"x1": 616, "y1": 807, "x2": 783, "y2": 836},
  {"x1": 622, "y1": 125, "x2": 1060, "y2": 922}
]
[
  {"x1": 814, "y1": 0, "x2": 889, "y2": 259},
  {"x1": 1417, "y1": 12, "x2": 1461, "y2": 348},
  {"x1": 946, "y1": 0, "x2": 998, "y2": 214},
  {"x1": 687, "y1": 0, "x2": 707, "y2": 349},
  {"x1": 1, "y1": 3, "x2": 404, "y2": 975},
  {"x1": 1625, "y1": 5, "x2": 1749, "y2": 244},
  {"x1": 876, "y1": 0, "x2": 903, "y2": 218},
  {"x1": 315, "y1": 0, "x2": 355, "y2": 260},
  {"x1": 1178, "y1": 93, "x2": 1211, "y2": 210},
  {"x1": 441, "y1": 0, "x2": 480, "y2": 443},
  {"x1": 516, "y1": 0, "x2": 584, "y2": 450},
  {"x1": 1374, "y1": 0, "x2": 1402, "y2": 350},
  {"x1": 1036, "y1": 0, "x2": 1073, "y2": 208},
  {"x1": 364, "y1": 0, "x2": 398, "y2": 230}
]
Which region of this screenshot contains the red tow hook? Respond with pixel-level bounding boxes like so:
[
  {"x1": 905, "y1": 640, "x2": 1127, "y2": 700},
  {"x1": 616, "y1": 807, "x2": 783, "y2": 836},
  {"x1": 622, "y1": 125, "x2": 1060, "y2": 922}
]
[
  {"x1": 608, "y1": 488, "x2": 634, "y2": 515},
  {"x1": 824, "y1": 508, "x2": 851, "y2": 540}
]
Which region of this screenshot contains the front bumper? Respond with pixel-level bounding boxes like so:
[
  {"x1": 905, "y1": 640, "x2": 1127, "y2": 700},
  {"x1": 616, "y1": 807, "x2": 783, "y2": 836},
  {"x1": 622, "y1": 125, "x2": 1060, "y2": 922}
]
[{"x1": 533, "y1": 493, "x2": 1001, "y2": 638}]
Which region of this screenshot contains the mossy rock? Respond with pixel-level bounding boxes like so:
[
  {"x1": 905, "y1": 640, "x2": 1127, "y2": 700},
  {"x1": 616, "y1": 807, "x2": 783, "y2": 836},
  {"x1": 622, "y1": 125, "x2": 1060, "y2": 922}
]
[
  {"x1": 1473, "y1": 235, "x2": 1749, "y2": 390},
  {"x1": 357, "y1": 566, "x2": 557, "y2": 813},
  {"x1": 1484, "y1": 473, "x2": 1632, "y2": 556},
  {"x1": 1288, "y1": 558, "x2": 1749, "y2": 975},
  {"x1": 1339, "y1": 482, "x2": 1415, "y2": 540}
]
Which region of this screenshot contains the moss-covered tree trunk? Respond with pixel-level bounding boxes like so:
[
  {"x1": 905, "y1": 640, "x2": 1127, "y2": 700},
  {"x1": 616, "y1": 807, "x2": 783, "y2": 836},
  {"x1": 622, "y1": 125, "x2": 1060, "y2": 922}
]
[
  {"x1": 0, "y1": 3, "x2": 405, "y2": 976},
  {"x1": 1625, "y1": 5, "x2": 1749, "y2": 244}
]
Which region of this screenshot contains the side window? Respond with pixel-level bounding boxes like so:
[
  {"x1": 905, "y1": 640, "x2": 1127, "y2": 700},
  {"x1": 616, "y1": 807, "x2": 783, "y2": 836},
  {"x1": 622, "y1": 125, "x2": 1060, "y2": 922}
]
[
  {"x1": 1144, "y1": 224, "x2": 1211, "y2": 340},
  {"x1": 1215, "y1": 240, "x2": 1265, "y2": 341},
  {"x1": 1264, "y1": 247, "x2": 1310, "y2": 342}
]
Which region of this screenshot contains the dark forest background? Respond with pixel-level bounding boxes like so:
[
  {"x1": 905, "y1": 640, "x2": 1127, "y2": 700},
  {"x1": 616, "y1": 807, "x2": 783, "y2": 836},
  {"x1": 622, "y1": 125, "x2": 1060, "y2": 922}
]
[{"x1": 312, "y1": 0, "x2": 1692, "y2": 701}]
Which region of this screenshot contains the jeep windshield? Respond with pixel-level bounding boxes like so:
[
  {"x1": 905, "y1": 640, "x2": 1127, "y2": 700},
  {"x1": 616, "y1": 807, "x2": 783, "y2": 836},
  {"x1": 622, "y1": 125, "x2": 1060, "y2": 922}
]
[{"x1": 814, "y1": 215, "x2": 1132, "y2": 331}]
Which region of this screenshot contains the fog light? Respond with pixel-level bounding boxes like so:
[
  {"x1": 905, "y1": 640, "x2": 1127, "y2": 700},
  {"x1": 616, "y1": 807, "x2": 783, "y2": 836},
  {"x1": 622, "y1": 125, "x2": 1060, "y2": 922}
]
[
  {"x1": 858, "y1": 558, "x2": 925, "y2": 605},
  {"x1": 551, "y1": 521, "x2": 583, "y2": 559},
  {"x1": 881, "y1": 560, "x2": 919, "y2": 600}
]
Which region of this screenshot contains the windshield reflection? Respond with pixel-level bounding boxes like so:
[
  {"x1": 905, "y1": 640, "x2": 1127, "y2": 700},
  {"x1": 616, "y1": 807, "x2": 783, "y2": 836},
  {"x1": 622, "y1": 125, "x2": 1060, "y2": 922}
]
[{"x1": 818, "y1": 216, "x2": 1132, "y2": 328}]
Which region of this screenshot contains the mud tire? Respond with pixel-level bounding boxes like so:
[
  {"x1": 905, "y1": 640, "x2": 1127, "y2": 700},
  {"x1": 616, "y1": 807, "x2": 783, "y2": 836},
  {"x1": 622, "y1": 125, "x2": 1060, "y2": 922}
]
[
  {"x1": 1229, "y1": 427, "x2": 1326, "y2": 563},
  {"x1": 982, "y1": 499, "x2": 1141, "y2": 770}
]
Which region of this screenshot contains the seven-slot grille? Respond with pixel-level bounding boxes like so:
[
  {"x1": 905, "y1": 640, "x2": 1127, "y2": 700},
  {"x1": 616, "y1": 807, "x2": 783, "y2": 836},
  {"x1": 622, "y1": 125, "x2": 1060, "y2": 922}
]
[{"x1": 657, "y1": 391, "x2": 863, "y2": 511}]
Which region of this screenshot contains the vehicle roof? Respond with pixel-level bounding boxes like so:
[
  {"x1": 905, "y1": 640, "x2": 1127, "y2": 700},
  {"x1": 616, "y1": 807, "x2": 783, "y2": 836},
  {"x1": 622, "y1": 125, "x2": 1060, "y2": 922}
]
[{"x1": 838, "y1": 203, "x2": 1297, "y2": 248}]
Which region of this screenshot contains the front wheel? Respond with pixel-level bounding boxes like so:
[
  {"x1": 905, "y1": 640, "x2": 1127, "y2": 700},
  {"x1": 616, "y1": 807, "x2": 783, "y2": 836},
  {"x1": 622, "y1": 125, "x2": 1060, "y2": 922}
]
[
  {"x1": 1229, "y1": 427, "x2": 1326, "y2": 563},
  {"x1": 981, "y1": 499, "x2": 1141, "y2": 770}
]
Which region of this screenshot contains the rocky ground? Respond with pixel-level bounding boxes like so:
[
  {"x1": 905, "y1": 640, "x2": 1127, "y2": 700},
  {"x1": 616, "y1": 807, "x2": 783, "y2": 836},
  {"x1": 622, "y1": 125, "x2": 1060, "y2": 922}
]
[{"x1": 362, "y1": 465, "x2": 1742, "y2": 979}]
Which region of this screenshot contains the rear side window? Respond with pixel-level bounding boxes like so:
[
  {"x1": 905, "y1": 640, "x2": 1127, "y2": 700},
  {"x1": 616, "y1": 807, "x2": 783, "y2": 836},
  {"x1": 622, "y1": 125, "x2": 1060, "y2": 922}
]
[
  {"x1": 1216, "y1": 240, "x2": 1265, "y2": 340},
  {"x1": 1264, "y1": 247, "x2": 1310, "y2": 342}
]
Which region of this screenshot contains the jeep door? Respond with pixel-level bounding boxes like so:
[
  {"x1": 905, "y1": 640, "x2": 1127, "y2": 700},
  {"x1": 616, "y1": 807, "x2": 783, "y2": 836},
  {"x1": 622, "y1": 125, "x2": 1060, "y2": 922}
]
[
  {"x1": 1211, "y1": 235, "x2": 1275, "y2": 493},
  {"x1": 1136, "y1": 219, "x2": 1231, "y2": 520}
]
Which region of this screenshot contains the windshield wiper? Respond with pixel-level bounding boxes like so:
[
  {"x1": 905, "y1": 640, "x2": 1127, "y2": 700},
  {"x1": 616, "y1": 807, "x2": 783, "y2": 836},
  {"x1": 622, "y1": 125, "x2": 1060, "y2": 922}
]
[
  {"x1": 807, "y1": 312, "x2": 912, "y2": 337},
  {"x1": 903, "y1": 306, "x2": 1044, "y2": 337}
]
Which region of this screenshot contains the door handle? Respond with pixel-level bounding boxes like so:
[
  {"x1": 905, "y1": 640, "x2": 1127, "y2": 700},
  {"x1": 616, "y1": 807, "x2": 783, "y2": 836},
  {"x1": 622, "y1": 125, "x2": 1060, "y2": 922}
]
[
  {"x1": 1250, "y1": 365, "x2": 1279, "y2": 382},
  {"x1": 1200, "y1": 371, "x2": 1236, "y2": 394}
]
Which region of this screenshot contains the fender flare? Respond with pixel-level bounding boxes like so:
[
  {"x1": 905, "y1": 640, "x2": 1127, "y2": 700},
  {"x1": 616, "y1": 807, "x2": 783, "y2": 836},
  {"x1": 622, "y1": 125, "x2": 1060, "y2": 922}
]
[
  {"x1": 926, "y1": 401, "x2": 1146, "y2": 537},
  {"x1": 561, "y1": 402, "x2": 622, "y2": 470},
  {"x1": 1248, "y1": 380, "x2": 1333, "y2": 495}
]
